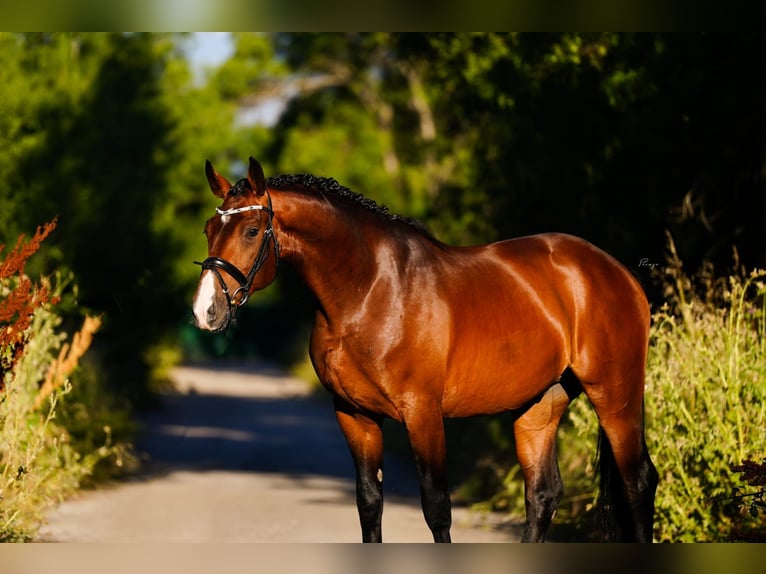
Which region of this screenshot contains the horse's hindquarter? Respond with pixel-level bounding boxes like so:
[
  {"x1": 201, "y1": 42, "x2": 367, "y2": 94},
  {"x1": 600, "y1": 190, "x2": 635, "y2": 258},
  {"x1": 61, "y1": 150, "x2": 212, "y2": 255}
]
[{"x1": 439, "y1": 233, "x2": 649, "y2": 417}]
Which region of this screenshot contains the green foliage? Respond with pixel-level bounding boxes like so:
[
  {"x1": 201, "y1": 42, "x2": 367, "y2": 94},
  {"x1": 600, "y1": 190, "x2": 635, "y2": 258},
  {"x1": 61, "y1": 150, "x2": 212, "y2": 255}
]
[
  {"x1": 212, "y1": 33, "x2": 286, "y2": 101},
  {"x1": 0, "y1": 33, "x2": 100, "y2": 245},
  {"x1": 258, "y1": 33, "x2": 766, "y2": 270},
  {"x1": 1, "y1": 298, "x2": 101, "y2": 542},
  {"x1": 1, "y1": 227, "x2": 132, "y2": 542},
  {"x1": 0, "y1": 33, "x2": 250, "y2": 401},
  {"x1": 643, "y1": 242, "x2": 766, "y2": 541}
]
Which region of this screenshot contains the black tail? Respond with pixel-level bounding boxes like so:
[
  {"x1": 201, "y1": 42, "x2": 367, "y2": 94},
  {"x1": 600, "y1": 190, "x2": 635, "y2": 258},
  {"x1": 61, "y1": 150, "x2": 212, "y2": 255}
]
[{"x1": 595, "y1": 427, "x2": 624, "y2": 541}]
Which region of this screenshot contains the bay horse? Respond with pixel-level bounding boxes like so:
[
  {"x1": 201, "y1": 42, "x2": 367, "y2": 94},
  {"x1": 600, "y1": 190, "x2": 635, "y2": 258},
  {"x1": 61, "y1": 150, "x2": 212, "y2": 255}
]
[{"x1": 192, "y1": 157, "x2": 658, "y2": 543}]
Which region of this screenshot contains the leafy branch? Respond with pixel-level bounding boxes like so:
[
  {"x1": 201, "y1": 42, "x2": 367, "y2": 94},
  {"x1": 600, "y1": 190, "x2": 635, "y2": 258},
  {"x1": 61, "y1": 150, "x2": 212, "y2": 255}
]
[{"x1": 730, "y1": 459, "x2": 766, "y2": 518}]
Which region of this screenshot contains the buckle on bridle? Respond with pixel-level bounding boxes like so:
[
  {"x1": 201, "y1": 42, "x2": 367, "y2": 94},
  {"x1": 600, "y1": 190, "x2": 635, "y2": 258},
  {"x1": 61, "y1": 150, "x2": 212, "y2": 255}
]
[{"x1": 230, "y1": 286, "x2": 249, "y2": 307}]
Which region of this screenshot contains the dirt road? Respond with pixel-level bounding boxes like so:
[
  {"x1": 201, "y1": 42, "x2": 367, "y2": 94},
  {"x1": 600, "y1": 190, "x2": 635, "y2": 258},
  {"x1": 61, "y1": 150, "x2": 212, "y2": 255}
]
[{"x1": 38, "y1": 363, "x2": 520, "y2": 543}]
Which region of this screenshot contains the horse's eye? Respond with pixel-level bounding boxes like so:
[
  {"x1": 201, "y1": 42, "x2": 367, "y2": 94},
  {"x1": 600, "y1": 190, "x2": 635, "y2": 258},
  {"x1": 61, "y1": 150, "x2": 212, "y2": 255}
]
[{"x1": 246, "y1": 227, "x2": 259, "y2": 238}]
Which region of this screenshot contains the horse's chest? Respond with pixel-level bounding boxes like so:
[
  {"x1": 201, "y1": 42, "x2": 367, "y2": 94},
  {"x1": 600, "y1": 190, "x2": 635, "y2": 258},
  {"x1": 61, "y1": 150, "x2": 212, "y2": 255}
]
[{"x1": 310, "y1": 329, "x2": 402, "y2": 419}]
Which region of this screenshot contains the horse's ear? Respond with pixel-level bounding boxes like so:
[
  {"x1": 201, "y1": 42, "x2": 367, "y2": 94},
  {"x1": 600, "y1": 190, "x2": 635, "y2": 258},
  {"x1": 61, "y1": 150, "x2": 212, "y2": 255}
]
[
  {"x1": 247, "y1": 157, "x2": 267, "y2": 197},
  {"x1": 205, "y1": 160, "x2": 231, "y2": 198}
]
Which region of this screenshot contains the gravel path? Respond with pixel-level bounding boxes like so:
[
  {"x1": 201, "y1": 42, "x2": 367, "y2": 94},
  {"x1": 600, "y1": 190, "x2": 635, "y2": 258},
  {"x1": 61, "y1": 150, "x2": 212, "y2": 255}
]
[{"x1": 38, "y1": 363, "x2": 520, "y2": 543}]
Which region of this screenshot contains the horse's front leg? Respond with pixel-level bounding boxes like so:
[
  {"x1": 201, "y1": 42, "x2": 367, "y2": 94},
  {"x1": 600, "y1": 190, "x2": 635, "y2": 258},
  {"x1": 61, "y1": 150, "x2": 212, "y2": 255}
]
[
  {"x1": 404, "y1": 401, "x2": 452, "y2": 543},
  {"x1": 334, "y1": 398, "x2": 385, "y2": 542}
]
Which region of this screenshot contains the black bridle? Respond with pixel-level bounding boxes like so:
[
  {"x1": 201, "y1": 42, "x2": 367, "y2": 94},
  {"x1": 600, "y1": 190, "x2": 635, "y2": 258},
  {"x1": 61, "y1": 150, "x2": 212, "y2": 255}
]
[{"x1": 194, "y1": 191, "x2": 279, "y2": 326}]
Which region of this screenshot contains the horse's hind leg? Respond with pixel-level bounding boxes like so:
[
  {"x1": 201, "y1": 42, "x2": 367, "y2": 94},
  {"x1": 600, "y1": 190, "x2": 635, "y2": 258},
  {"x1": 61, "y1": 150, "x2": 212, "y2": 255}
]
[
  {"x1": 571, "y1": 271, "x2": 658, "y2": 541},
  {"x1": 594, "y1": 407, "x2": 658, "y2": 542},
  {"x1": 577, "y1": 366, "x2": 658, "y2": 541},
  {"x1": 513, "y1": 382, "x2": 576, "y2": 542}
]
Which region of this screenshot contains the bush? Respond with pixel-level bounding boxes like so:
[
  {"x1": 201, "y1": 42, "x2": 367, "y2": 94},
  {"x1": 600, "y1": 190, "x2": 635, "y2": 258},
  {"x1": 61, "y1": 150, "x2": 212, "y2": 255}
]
[
  {"x1": 643, "y1": 238, "x2": 766, "y2": 541},
  {"x1": 0, "y1": 221, "x2": 132, "y2": 542},
  {"x1": 470, "y1": 235, "x2": 766, "y2": 542}
]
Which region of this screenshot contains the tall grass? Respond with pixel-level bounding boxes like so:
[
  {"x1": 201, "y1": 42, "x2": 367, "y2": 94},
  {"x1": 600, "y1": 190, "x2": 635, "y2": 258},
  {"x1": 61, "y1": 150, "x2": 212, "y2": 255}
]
[
  {"x1": 1, "y1": 222, "x2": 133, "y2": 541},
  {"x1": 643, "y1": 237, "x2": 766, "y2": 541},
  {"x1": 471, "y1": 237, "x2": 766, "y2": 541}
]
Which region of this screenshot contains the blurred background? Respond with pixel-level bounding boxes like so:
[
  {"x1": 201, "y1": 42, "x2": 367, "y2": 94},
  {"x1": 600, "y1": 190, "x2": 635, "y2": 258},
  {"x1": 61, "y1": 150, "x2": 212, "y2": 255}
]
[
  {"x1": 2, "y1": 32, "x2": 763, "y2": 397},
  {"x1": 1, "y1": 33, "x2": 764, "y2": 541}
]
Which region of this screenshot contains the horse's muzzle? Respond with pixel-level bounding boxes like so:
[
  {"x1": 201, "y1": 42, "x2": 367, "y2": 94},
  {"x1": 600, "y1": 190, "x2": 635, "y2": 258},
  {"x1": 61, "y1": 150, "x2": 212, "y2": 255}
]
[{"x1": 192, "y1": 270, "x2": 234, "y2": 332}]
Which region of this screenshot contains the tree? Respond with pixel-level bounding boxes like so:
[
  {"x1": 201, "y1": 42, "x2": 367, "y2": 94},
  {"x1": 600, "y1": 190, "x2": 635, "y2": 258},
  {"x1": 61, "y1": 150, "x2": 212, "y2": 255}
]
[
  {"x1": 0, "y1": 33, "x2": 241, "y2": 400},
  {"x1": 232, "y1": 33, "x2": 765, "y2": 274}
]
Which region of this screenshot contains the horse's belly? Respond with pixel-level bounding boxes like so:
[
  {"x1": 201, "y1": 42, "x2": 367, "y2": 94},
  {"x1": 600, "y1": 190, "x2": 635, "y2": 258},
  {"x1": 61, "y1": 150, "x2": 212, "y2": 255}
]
[{"x1": 441, "y1": 347, "x2": 566, "y2": 418}]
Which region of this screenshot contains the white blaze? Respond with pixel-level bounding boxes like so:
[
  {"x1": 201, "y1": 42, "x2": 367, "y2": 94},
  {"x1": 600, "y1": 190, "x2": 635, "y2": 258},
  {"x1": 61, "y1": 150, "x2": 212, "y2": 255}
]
[{"x1": 193, "y1": 271, "x2": 218, "y2": 329}]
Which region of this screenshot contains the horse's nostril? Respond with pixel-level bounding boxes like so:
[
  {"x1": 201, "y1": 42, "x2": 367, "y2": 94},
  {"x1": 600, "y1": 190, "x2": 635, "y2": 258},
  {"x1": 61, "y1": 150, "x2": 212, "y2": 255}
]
[{"x1": 207, "y1": 304, "x2": 216, "y2": 320}]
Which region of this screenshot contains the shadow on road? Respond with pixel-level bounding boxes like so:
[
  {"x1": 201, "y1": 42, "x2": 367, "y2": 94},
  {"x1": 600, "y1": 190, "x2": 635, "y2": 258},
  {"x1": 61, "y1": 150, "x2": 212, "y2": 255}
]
[
  {"x1": 133, "y1": 362, "x2": 422, "y2": 502},
  {"x1": 39, "y1": 362, "x2": 524, "y2": 542}
]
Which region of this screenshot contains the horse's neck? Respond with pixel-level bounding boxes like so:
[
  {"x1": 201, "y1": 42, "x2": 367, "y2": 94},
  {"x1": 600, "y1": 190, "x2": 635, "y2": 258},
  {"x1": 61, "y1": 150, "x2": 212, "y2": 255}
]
[{"x1": 272, "y1": 189, "x2": 381, "y2": 316}]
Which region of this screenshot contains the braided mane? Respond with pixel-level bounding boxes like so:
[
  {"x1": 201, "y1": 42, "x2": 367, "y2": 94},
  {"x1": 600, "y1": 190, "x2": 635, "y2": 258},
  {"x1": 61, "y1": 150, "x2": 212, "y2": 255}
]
[{"x1": 266, "y1": 173, "x2": 432, "y2": 237}]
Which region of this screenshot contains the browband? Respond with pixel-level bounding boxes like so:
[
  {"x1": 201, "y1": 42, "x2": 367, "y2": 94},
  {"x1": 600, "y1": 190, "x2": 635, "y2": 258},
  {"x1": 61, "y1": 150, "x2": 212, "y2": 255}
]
[{"x1": 216, "y1": 205, "x2": 273, "y2": 217}]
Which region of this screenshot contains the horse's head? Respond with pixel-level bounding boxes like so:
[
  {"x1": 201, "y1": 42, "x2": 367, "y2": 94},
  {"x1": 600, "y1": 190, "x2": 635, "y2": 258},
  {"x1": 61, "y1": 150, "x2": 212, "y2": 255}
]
[{"x1": 192, "y1": 157, "x2": 279, "y2": 332}]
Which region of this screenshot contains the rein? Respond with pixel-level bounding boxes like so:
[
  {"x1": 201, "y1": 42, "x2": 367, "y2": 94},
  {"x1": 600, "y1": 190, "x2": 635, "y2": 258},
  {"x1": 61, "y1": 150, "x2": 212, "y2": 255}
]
[{"x1": 194, "y1": 191, "x2": 279, "y2": 326}]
